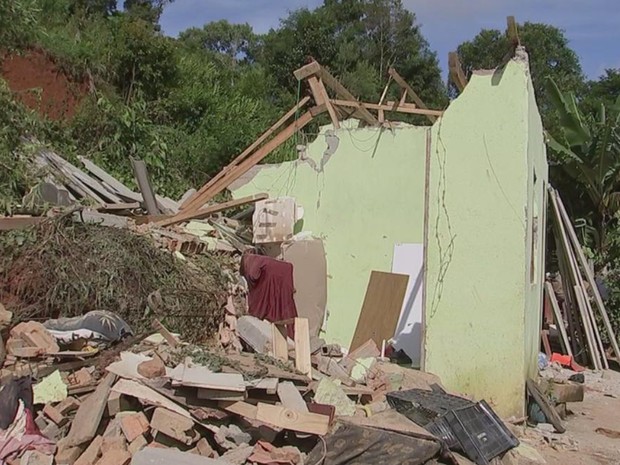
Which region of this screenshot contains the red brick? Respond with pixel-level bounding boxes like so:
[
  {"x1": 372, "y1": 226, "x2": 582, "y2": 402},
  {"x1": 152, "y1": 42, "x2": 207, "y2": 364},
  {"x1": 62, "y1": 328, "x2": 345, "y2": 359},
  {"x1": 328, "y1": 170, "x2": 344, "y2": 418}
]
[
  {"x1": 93, "y1": 449, "x2": 130, "y2": 465},
  {"x1": 74, "y1": 436, "x2": 103, "y2": 465},
  {"x1": 43, "y1": 404, "x2": 67, "y2": 426}
]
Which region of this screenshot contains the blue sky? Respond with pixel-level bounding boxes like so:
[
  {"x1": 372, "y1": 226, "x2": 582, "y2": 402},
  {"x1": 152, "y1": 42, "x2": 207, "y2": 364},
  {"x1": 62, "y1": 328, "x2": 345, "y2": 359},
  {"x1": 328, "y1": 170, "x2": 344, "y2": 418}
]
[{"x1": 160, "y1": 0, "x2": 620, "y2": 80}]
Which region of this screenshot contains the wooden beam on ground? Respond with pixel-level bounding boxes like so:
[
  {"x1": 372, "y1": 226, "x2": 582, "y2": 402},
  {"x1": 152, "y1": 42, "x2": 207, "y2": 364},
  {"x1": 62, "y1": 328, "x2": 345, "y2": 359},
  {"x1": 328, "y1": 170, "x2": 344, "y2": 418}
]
[
  {"x1": 156, "y1": 193, "x2": 268, "y2": 227},
  {"x1": 255, "y1": 403, "x2": 329, "y2": 435},
  {"x1": 271, "y1": 323, "x2": 288, "y2": 362},
  {"x1": 131, "y1": 159, "x2": 160, "y2": 215},
  {"x1": 555, "y1": 191, "x2": 620, "y2": 363},
  {"x1": 331, "y1": 99, "x2": 443, "y2": 117},
  {"x1": 448, "y1": 52, "x2": 468, "y2": 92},
  {"x1": 175, "y1": 109, "x2": 319, "y2": 214},
  {"x1": 388, "y1": 68, "x2": 436, "y2": 123},
  {"x1": 181, "y1": 96, "x2": 311, "y2": 212},
  {"x1": 79, "y1": 156, "x2": 141, "y2": 202},
  {"x1": 294, "y1": 318, "x2": 312, "y2": 378}
]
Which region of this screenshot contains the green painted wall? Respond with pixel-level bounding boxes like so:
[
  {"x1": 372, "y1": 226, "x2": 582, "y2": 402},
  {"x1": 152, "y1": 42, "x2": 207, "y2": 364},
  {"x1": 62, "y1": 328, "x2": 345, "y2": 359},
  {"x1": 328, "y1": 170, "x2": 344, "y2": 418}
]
[
  {"x1": 232, "y1": 122, "x2": 427, "y2": 346},
  {"x1": 424, "y1": 57, "x2": 547, "y2": 416}
]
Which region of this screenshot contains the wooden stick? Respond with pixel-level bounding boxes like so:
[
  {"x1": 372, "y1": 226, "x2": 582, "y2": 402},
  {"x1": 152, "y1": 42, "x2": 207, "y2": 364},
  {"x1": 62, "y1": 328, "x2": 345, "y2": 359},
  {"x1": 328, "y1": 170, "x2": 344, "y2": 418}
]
[
  {"x1": 545, "y1": 282, "x2": 573, "y2": 357},
  {"x1": 388, "y1": 68, "x2": 436, "y2": 123},
  {"x1": 331, "y1": 99, "x2": 443, "y2": 116},
  {"x1": 181, "y1": 96, "x2": 311, "y2": 212},
  {"x1": 555, "y1": 192, "x2": 620, "y2": 363},
  {"x1": 156, "y1": 193, "x2": 268, "y2": 227}
]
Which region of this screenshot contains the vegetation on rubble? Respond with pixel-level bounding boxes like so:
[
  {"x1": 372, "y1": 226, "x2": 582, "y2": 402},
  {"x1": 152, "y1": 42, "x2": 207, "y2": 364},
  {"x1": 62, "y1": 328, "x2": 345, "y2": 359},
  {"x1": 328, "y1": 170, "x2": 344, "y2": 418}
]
[{"x1": 0, "y1": 215, "x2": 232, "y2": 342}]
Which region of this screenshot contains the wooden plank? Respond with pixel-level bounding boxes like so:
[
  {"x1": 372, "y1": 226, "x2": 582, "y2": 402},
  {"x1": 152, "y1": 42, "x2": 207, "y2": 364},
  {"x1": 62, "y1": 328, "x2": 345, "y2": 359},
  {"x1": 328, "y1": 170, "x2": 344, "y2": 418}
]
[
  {"x1": 576, "y1": 285, "x2": 608, "y2": 369},
  {"x1": 555, "y1": 191, "x2": 620, "y2": 363},
  {"x1": 549, "y1": 190, "x2": 601, "y2": 369},
  {"x1": 157, "y1": 193, "x2": 268, "y2": 227},
  {"x1": 294, "y1": 318, "x2": 312, "y2": 377},
  {"x1": 349, "y1": 271, "x2": 409, "y2": 352},
  {"x1": 181, "y1": 97, "x2": 311, "y2": 212},
  {"x1": 218, "y1": 400, "x2": 258, "y2": 419},
  {"x1": 331, "y1": 99, "x2": 443, "y2": 117},
  {"x1": 255, "y1": 402, "x2": 329, "y2": 435},
  {"x1": 545, "y1": 282, "x2": 573, "y2": 357},
  {"x1": 448, "y1": 52, "x2": 468, "y2": 92},
  {"x1": 98, "y1": 202, "x2": 141, "y2": 211},
  {"x1": 182, "y1": 370, "x2": 246, "y2": 392},
  {"x1": 247, "y1": 377, "x2": 279, "y2": 394},
  {"x1": 0, "y1": 217, "x2": 43, "y2": 231},
  {"x1": 79, "y1": 156, "x2": 141, "y2": 201},
  {"x1": 64, "y1": 372, "x2": 116, "y2": 447},
  {"x1": 541, "y1": 330, "x2": 552, "y2": 358},
  {"x1": 277, "y1": 381, "x2": 308, "y2": 412},
  {"x1": 526, "y1": 379, "x2": 565, "y2": 433},
  {"x1": 388, "y1": 68, "x2": 436, "y2": 123},
  {"x1": 131, "y1": 159, "x2": 160, "y2": 215},
  {"x1": 271, "y1": 323, "x2": 288, "y2": 362}
]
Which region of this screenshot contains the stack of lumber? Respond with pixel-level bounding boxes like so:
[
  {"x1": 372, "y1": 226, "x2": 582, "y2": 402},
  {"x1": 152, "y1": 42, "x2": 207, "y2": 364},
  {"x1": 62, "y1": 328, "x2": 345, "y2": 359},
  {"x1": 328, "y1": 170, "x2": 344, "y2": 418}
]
[{"x1": 548, "y1": 187, "x2": 620, "y2": 369}]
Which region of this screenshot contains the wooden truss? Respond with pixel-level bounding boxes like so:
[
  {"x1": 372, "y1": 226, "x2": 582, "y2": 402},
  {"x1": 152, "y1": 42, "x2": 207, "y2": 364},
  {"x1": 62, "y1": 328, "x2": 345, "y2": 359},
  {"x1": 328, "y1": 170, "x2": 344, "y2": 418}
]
[{"x1": 164, "y1": 61, "x2": 444, "y2": 226}]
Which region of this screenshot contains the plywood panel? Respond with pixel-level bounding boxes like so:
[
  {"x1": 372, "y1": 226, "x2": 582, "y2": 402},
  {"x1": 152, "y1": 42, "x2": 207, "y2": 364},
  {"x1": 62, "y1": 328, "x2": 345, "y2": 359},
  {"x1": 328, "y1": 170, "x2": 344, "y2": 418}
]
[{"x1": 349, "y1": 271, "x2": 409, "y2": 352}]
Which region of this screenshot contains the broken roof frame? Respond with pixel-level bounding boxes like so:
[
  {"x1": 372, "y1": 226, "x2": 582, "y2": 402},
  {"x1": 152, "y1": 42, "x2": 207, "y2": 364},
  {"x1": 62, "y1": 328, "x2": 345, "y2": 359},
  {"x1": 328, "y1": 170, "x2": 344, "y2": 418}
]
[{"x1": 163, "y1": 61, "x2": 444, "y2": 227}]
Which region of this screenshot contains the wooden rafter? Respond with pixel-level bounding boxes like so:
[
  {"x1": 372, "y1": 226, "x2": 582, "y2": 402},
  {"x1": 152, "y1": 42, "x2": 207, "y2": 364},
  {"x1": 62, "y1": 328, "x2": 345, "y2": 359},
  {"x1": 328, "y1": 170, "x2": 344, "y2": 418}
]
[
  {"x1": 294, "y1": 61, "x2": 379, "y2": 126},
  {"x1": 331, "y1": 99, "x2": 443, "y2": 117},
  {"x1": 169, "y1": 107, "x2": 324, "y2": 221},
  {"x1": 180, "y1": 96, "x2": 311, "y2": 213},
  {"x1": 388, "y1": 68, "x2": 436, "y2": 123}
]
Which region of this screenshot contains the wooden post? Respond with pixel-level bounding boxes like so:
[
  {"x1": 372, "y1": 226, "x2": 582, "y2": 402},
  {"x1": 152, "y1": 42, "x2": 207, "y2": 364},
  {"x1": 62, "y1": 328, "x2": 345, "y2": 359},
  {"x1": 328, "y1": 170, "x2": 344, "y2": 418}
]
[
  {"x1": 448, "y1": 52, "x2": 468, "y2": 92},
  {"x1": 545, "y1": 282, "x2": 573, "y2": 357}
]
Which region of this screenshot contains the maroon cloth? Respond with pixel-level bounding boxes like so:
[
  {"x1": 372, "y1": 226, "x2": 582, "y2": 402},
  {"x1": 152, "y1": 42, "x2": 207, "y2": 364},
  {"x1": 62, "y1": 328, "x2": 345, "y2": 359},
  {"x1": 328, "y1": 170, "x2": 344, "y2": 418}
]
[{"x1": 241, "y1": 254, "x2": 297, "y2": 337}]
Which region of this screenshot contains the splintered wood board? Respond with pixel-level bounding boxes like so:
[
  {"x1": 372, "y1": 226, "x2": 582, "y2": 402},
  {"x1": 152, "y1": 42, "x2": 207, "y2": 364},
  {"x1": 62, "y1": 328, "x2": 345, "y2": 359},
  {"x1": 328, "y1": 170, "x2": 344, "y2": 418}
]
[
  {"x1": 196, "y1": 389, "x2": 246, "y2": 401},
  {"x1": 256, "y1": 403, "x2": 329, "y2": 435},
  {"x1": 349, "y1": 271, "x2": 409, "y2": 352}
]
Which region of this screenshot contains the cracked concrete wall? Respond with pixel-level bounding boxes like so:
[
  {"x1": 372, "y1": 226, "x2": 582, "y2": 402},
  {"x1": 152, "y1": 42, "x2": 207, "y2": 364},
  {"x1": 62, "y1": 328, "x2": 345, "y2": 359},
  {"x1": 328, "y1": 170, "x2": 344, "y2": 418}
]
[
  {"x1": 231, "y1": 120, "x2": 428, "y2": 346},
  {"x1": 424, "y1": 57, "x2": 547, "y2": 417}
]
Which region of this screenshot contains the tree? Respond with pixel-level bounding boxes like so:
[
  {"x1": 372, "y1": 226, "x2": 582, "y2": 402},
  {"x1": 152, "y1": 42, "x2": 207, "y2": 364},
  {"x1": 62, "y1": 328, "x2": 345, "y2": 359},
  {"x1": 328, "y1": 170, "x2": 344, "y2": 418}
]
[
  {"x1": 179, "y1": 20, "x2": 258, "y2": 66},
  {"x1": 456, "y1": 22, "x2": 584, "y2": 126},
  {"x1": 123, "y1": 0, "x2": 172, "y2": 25},
  {"x1": 260, "y1": 0, "x2": 447, "y2": 109},
  {"x1": 584, "y1": 69, "x2": 620, "y2": 114},
  {"x1": 546, "y1": 77, "x2": 620, "y2": 254}
]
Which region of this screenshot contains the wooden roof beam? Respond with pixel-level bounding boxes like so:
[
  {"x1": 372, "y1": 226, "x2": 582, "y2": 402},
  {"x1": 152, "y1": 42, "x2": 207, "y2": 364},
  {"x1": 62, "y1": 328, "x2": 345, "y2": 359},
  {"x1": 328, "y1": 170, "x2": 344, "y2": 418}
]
[{"x1": 388, "y1": 68, "x2": 436, "y2": 123}]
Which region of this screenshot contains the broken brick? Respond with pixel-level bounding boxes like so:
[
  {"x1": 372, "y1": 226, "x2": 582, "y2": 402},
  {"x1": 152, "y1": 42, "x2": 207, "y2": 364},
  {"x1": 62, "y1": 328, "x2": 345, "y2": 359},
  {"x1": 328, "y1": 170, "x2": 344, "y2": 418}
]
[
  {"x1": 56, "y1": 446, "x2": 82, "y2": 465},
  {"x1": 150, "y1": 408, "x2": 199, "y2": 445},
  {"x1": 128, "y1": 435, "x2": 148, "y2": 456},
  {"x1": 43, "y1": 404, "x2": 67, "y2": 426},
  {"x1": 74, "y1": 436, "x2": 103, "y2": 465},
  {"x1": 137, "y1": 357, "x2": 165, "y2": 379},
  {"x1": 120, "y1": 412, "x2": 149, "y2": 443}
]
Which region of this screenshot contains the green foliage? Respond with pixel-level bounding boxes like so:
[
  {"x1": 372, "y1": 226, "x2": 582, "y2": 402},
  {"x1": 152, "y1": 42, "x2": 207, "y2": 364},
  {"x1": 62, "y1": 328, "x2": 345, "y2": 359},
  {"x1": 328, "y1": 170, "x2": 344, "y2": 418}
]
[
  {"x1": 261, "y1": 0, "x2": 447, "y2": 111},
  {"x1": 0, "y1": 0, "x2": 39, "y2": 49}
]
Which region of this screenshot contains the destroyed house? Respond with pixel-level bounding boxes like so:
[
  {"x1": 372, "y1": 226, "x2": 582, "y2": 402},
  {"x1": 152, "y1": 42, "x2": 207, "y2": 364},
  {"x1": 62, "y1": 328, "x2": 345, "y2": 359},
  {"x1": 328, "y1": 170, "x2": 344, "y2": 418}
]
[{"x1": 229, "y1": 51, "x2": 548, "y2": 417}]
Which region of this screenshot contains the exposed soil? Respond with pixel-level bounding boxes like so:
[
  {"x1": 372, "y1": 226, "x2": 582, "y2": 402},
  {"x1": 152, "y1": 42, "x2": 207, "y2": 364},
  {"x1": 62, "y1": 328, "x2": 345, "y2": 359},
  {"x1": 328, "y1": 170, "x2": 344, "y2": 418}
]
[{"x1": 0, "y1": 49, "x2": 89, "y2": 121}]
